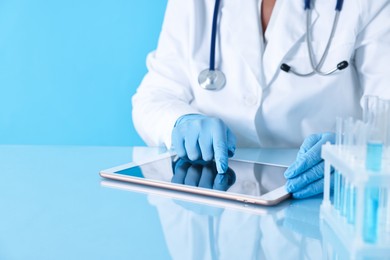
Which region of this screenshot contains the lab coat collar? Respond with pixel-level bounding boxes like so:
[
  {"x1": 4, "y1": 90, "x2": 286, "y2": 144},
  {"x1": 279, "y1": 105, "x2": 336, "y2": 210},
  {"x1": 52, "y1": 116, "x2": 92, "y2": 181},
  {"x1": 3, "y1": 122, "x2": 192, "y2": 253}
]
[
  {"x1": 263, "y1": 1, "x2": 319, "y2": 86},
  {"x1": 222, "y1": 0, "x2": 319, "y2": 88},
  {"x1": 221, "y1": 0, "x2": 264, "y2": 88}
]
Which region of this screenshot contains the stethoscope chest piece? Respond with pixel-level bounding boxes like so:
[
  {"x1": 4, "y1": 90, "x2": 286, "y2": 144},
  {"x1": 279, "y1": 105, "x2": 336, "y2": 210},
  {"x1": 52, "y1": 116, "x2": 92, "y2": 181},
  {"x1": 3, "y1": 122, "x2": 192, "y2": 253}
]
[{"x1": 198, "y1": 69, "x2": 226, "y2": 91}]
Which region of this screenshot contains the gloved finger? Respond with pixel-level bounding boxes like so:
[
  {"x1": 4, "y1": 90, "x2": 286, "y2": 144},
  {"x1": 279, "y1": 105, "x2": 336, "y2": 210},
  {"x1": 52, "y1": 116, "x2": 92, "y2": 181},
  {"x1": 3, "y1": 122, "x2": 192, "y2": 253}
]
[
  {"x1": 184, "y1": 164, "x2": 202, "y2": 186},
  {"x1": 171, "y1": 160, "x2": 191, "y2": 184},
  {"x1": 173, "y1": 157, "x2": 189, "y2": 170},
  {"x1": 197, "y1": 164, "x2": 216, "y2": 189},
  {"x1": 292, "y1": 170, "x2": 335, "y2": 199},
  {"x1": 213, "y1": 167, "x2": 236, "y2": 191},
  {"x1": 286, "y1": 161, "x2": 324, "y2": 193},
  {"x1": 291, "y1": 177, "x2": 325, "y2": 199},
  {"x1": 211, "y1": 119, "x2": 229, "y2": 173},
  {"x1": 198, "y1": 131, "x2": 214, "y2": 162},
  {"x1": 184, "y1": 130, "x2": 201, "y2": 161},
  {"x1": 214, "y1": 174, "x2": 229, "y2": 190},
  {"x1": 285, "y1": 133, "x2": 335, "y2": 179},
  {"x1": 285, "y1": 134, "x2": 323, "y2": 178},
  {"x1": 171, "y1": 127, "x2": 187, "y2": 159},
  {"x1": 227, "y1": 128, "x2": 237, "y2": 158}
]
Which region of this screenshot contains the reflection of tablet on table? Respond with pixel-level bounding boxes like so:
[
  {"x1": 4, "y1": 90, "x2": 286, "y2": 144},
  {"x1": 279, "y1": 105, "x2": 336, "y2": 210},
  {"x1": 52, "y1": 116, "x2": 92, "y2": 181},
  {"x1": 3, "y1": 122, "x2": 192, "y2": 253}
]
[{"x1": 100, "y1": 153, "x2": 291, "y2": 206}]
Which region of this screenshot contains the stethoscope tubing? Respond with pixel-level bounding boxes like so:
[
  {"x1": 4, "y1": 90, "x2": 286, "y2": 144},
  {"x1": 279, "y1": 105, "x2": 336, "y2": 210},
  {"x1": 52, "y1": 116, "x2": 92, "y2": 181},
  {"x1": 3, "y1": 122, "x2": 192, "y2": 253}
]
[
  {"x1": 306, "y1": 8, "x2": 342, "y2": 75},
  {"x1": 200, "y1": 0, "x2": 348, "y2": 90},
  {"x1": 210, "y1": 0, "x2": 221, "y2": 71},
  {"x1": 306, "y1": 0, "x2": 344, "y2": 11},
  {"x1": 290, "y1": 8, "x2": 341, "y2": 77},
  {"x1": 198, "y1": 0, "x2": 226, "y2": 91},
  {"x1": 280, "y1": 0, "x2": 348, "y2": 77}
]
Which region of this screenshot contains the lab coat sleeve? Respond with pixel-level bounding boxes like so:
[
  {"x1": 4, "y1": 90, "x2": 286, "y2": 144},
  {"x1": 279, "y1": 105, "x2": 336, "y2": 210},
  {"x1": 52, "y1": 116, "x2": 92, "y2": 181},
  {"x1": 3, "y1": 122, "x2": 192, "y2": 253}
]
[
  {"x1": 355, "y1": 0, "x2": 390, "y2": 101},
  {"x1": 132, "y1": 0, "x2": 199, "y2": 147}
]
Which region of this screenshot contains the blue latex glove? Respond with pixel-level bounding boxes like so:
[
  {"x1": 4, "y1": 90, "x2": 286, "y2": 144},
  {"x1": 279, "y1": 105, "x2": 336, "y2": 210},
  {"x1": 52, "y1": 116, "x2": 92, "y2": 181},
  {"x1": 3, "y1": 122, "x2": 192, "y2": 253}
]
[
  {"x1": 171, "y1": 159, "x2": 236, "y2": 216},
  {"x1": 284, "y1": 133, "x2": 335, "y2": 199},
  {"x1": 171, "y1": 159, "x2": 236, "y2": 191},
  {"x1": 171, "y1": 114, "x2": 236, "y2": 173}
]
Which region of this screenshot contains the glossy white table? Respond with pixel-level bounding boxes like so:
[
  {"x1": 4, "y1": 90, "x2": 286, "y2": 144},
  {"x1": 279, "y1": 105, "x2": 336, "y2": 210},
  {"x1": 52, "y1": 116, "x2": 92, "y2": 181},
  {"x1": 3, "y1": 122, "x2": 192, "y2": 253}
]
[{"x1": 0, "y1": 145, "x2": 351, "y2": 259}]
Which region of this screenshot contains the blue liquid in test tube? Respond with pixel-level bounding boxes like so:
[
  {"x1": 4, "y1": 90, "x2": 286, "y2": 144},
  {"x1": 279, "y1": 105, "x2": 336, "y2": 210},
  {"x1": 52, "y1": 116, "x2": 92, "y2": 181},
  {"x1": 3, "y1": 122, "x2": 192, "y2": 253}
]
[
  {"x1": 363, "y1": 187, "x2": 380, "y2": 243},
  {"x1": 343, "y1": 181, "x2": 355, "y2": 222},
  {"x1": 366, "y1": 142, "x2": 383, "y2": 171},
  {"x1": 344, "y1": 182, "x2": 351, "y2": 219},
  {"x1": 347, "y1": 186, "x2": 356, "y2": 224},
  {"x1": 333, "y1": 171, "x2": 341, "y2": 210},
  {"x1": 340, "y1": 176, "x2": 346, "y2": 217}
]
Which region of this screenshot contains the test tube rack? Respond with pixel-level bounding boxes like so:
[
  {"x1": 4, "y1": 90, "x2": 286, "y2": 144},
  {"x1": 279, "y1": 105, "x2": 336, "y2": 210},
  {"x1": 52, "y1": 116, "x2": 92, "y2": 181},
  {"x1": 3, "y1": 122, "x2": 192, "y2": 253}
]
[{"x1": 320, "y1": 143, "x2": 390, "y2": 259}]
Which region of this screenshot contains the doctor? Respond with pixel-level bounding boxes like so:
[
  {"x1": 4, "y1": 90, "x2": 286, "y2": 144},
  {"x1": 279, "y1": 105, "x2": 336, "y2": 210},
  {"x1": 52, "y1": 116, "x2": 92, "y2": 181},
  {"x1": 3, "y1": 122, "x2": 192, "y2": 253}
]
[{"x1": 132, "y1": 0, "x2": 390, "y2": 198}]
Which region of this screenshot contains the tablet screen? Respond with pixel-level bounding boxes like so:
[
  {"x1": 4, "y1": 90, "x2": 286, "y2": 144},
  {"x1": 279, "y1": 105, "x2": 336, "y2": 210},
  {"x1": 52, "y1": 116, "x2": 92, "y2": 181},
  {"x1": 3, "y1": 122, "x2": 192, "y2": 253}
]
[{"x1": 113, "y1": 157, "x2": 287, "y2": 197}]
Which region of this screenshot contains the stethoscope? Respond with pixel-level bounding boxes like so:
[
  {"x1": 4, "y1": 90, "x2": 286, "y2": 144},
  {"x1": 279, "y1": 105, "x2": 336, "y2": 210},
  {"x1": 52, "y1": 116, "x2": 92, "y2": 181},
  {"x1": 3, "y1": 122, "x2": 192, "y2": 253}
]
[{"x1": 198, "y1": 0, "x2": 349, "y2": 91}]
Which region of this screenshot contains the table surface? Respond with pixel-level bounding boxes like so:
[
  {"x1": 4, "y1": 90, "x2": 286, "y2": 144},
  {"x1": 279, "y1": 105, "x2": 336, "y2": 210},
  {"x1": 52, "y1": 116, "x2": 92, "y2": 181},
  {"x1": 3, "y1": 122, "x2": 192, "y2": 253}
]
[{"x1": 0, "y1": 145, "x2": 357, "y2": 260}]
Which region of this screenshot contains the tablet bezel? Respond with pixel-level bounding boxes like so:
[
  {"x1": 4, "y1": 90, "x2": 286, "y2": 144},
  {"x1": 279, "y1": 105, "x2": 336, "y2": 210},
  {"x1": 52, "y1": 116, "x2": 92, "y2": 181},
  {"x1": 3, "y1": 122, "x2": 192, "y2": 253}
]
[{"x1": 99, "y1": 151, "x2": 291, "y2": 206}]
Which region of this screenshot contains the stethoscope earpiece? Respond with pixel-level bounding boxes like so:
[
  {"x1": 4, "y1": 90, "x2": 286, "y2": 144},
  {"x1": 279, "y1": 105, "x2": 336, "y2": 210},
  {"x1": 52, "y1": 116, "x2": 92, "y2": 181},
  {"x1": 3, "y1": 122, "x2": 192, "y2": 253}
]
[
  {"x1": 280, "y1": 64, "x2": 291, "y2": 73},
  {"x1": 337, "y1": 61, "x2": 349, "y2": 70}
]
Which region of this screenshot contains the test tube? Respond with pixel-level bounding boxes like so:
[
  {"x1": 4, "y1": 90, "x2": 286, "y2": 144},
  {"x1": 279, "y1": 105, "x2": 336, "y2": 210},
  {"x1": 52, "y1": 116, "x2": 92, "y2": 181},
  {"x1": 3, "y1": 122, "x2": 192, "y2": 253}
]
[
  {"x1": 347, "y1": 186, "x2": 357, "y2": 225},
  {"x1": 336, "y1": 117, "x2": 344, "y2": 149},
  {"x1": 366, "y1": 142, "x2": 383, "y2": 171},
  {"x1": 333, "y1": 117, "x2": 343, "y2": 211},
  {"x1": 377, "y1": 187, "x2": 390, "y2": 244},
  {"x1": 363, "y1": 96, "x2": 384, "y2": 244},
  {"x1": 386, "y1": 191, "x2": 390, "y2": 242},
  {"x1": 345, "y1": 117, "x2": 355, "y2": 156},
  {"x1": 339, "y1": 176, "x2": 346, "y2": 217},
  {"x1": 380, "y1": 99, "x2": 390, "y2": 171},
  {"x1": 341, "y1": 118, "x2": 355, "y2": 219},
  {"x1": 363, "y1": 187, "x2": 380, "y2": 243},
  {"x1": 380, "y1": 98, "x2": 390, "y2": 243},
  {"x1": 365, "y1": 96, "x2": 384, "y2": 172},
  {"x1": 354, "y1": 121, "x2": 368, "y2": 162},
  {"x1": 363, "y1": 95, "x2": 379, "y2": 125},
  {"x1": 338, "y1": 118, "x2": 351, "y2": 216}
]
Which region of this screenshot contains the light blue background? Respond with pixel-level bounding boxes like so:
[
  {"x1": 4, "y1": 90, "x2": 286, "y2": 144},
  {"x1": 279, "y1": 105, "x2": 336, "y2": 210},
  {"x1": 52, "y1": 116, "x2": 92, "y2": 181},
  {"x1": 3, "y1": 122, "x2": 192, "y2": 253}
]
[{"x1": 0, "y1": 0, "x2": 168, "y2": 146}]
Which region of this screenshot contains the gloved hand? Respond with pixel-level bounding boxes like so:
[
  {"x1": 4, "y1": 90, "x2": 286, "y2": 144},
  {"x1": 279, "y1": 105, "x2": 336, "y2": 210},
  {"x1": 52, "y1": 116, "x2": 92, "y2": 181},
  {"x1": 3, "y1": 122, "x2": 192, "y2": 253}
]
[
  {"x1": 170, "y1": 159, "x2": 235, "y2": 216},
  {"x1": 284, "y1": 133, "x2": 335, "y2": 199},
  {"x1": 171, "y1": 159, "x2": 236, "y2": 191},
  {"x1": 171, "y1": 114, "x2": 236, "y2": 173}
]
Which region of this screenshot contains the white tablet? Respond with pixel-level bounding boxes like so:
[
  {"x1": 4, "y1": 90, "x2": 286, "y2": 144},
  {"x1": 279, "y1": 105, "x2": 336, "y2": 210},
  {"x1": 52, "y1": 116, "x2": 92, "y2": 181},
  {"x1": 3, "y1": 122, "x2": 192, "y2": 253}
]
[{"x1": 100, "y1": 152, "x2": 291, "y2": 206}]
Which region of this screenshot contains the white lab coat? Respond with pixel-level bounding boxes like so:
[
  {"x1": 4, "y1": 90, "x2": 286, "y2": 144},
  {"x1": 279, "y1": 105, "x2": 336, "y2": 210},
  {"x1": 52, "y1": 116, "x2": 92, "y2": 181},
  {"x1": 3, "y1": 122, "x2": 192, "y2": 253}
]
[
  {"x1": 148, "y1": 195, "x2": 323, "y2": 260},
  {"x1": 132, "y1": 0, "x2": 390, "y2": 148},
  {"x1": 138, "y1": 158, "x2": 323, "y2": 259}
]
